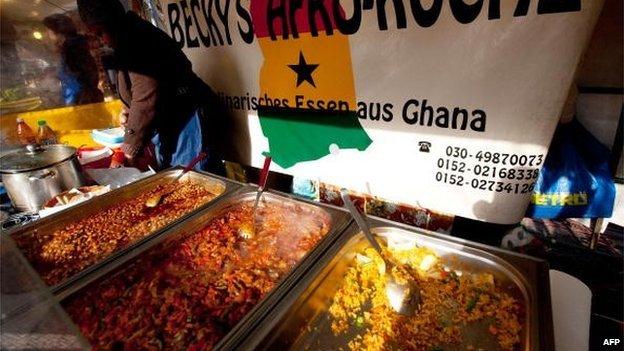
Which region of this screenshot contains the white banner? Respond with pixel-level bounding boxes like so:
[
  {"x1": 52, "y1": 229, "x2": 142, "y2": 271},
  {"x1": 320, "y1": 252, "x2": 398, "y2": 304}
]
[{"x1": 159, "y1": 0, "x2": 603, "y2": 223}]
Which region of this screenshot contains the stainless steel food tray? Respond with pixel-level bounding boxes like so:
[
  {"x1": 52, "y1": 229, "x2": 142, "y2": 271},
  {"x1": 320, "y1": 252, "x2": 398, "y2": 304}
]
[
  {"x1": 6, "y1": 167, "x2": 241, "y2": 297},
  {"x1": 232, "y1": 218, "x2": 553, "y2": 351},
  {"x1": 59, "y1": 187, "x2": 352, "y2": 349}
]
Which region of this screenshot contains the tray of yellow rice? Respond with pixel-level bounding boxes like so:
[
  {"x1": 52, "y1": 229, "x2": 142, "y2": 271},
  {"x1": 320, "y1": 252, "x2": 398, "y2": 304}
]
[{"x1": 226, "y1": 217, "x2": 553, "y2": 351}]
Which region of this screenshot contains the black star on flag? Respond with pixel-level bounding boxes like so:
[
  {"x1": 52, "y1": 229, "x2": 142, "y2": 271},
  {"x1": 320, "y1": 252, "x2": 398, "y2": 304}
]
[{"x1": 288, "y1": 51, "x2": 319, "y2": 88}]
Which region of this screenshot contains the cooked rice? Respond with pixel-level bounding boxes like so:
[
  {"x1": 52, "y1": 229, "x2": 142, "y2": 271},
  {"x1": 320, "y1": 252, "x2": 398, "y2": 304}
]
[{"x1": 328, "y1": 246, "x2": 522, "y2": 350}]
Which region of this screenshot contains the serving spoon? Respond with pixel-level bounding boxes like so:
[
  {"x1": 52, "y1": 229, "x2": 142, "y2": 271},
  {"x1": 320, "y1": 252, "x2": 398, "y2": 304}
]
[
  {"x1": 339, "y1": 189, "x2": 421, "y2": 316},
  {"x1": 239, "y1": 155, "x2": 271, "y2": 239},
  {"x1": 144, "y1": 152, "x2": 207, "y2": 208}
]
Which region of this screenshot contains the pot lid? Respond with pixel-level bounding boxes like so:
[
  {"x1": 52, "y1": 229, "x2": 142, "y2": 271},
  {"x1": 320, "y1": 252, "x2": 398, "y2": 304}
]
[{"x1": 0, "y1": 144, "x2": 77, "y2": 173}]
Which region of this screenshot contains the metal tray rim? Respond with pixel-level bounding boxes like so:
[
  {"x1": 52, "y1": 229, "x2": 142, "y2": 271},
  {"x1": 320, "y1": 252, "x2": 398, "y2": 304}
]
[
  {"x1": 369, "y1": 213, "x2": 549, "y2": 265},
  {"x1": 373, "y1": 225, "x2": 533, "y2": 303}
]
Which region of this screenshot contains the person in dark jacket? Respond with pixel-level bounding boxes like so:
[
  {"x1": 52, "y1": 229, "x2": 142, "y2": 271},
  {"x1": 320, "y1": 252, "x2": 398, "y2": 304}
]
[
  {"x1": 76, "y1": 0, "x2": 224, "y2": 170},
  {"x1": 43, "y1": 14, "x2": 103, "y2": 105}
]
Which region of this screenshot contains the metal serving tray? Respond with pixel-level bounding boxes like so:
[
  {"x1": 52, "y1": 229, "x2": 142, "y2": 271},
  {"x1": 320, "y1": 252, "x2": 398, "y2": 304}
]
[
  {"x1": 235, "y1": 218, "x2": 553, "y2": 351},
  {"x1": 60, "y1": 187, "x2": 352, "y2": 350},
  {"x1": 6, "y1": 168, "x2": 240, "y2": 297}
]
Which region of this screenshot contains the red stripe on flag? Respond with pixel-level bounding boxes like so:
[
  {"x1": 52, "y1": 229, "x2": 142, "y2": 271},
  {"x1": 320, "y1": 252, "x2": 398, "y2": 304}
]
[{"x1": 250, "y1": 0, "x2": 345, "y2": 39}]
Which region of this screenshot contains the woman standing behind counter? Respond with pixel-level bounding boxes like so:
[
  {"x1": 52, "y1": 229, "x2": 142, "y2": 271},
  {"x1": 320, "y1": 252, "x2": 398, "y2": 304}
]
[{"x1": 77, "y1": 0, "x2": 225, "y2": 171}]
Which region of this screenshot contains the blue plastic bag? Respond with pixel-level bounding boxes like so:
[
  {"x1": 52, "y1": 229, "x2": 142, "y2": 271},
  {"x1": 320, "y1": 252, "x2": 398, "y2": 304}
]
[{"x1": 526, "y1": 119, "x2": 615, "y2": 219}]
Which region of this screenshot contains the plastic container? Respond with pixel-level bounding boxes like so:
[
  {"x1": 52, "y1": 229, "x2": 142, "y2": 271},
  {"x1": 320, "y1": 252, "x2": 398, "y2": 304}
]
[
  {"x1": 16, "y1": 118, "x2": 36, "y2": 145},
  {"x1": 76, "y1": 146, "x2": 114, "y2": 169},
  {"x1": 91, "y1": 127, "x2": 124, "y2": 148},
  {"x1": 36, "y1": 120, "x2": 58, "y2": 145}
]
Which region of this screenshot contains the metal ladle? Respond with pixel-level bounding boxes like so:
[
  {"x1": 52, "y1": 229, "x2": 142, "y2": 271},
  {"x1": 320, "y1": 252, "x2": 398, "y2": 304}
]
[
  {"x1": 239, "y1": 155, "x2": 271, "y2": 239},
  {"x1": 144, "y1": 152, "x2": 207, "y2": 208},
  {"x1": 340, "y1": 189, "x2": 421, "y2": 316}
]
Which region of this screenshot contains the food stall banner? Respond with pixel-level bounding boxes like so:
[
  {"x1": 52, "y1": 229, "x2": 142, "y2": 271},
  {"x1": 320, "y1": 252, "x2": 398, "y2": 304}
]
[{"x1": 160, "y1": 0, "x2": 603, "y2": 224}]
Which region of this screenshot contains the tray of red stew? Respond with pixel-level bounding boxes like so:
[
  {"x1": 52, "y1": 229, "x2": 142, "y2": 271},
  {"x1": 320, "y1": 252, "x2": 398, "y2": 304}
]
[
  {"x1": 8, "y1": 168, "x2": 239, "y2": 295},
  {"x1": 61, "y1": 188, "x2": 351, "y2": 350}
]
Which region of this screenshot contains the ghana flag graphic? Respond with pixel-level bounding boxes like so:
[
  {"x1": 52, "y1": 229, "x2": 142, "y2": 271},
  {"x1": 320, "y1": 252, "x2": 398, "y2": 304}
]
[{"x1": 250, "y1": 0, "x2": 372, "y2": 168}]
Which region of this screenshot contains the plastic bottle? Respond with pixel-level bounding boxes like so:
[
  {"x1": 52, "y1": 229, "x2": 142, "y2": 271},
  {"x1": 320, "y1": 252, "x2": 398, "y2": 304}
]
[
  {"x1": 37, "y1": 120, "x2": 58, "y2": 145},
  {"x1": 16, "y1": 118, "x2": 37, "y2": 145}
]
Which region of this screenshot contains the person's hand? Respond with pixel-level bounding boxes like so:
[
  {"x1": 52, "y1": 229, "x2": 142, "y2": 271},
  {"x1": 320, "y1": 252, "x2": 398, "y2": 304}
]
[
  {"x1": 118, "y1": 107, "x2": 129, "y2": 127},
  {"x1": 121, "y1": 142, "x2": 138, "y2": 165},
  {"x1": 124, "y1": 153, "x2": 136, "y2": 167}
]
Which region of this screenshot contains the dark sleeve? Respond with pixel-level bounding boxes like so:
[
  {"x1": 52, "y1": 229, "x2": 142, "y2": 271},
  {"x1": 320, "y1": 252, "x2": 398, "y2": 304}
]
[{"x1": 122, "y1": 71, "x2": 159, "y2": 158}]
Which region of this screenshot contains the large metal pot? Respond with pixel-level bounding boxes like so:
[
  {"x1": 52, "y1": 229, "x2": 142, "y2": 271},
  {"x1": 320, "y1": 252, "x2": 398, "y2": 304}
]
[{"x1": 0, "y1": 144, "x2": 85, "y2": 212}]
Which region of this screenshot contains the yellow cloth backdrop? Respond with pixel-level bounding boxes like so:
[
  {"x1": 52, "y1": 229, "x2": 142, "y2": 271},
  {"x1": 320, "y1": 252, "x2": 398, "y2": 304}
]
[{"x1": 1, "y1": 100, "x2": 123, "y2": 148}]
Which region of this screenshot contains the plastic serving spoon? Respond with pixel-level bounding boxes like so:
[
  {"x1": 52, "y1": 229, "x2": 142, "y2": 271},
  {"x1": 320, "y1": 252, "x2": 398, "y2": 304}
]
[
  {"x1": 144, "y1": 152, "x2": 208, "y2": 208},
  {"x1": 339, "y1": 189, "x2": 421, "y2": 316},
  {"x1": 239, "y1": 155, "x2": 272, "y2": 239}
]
